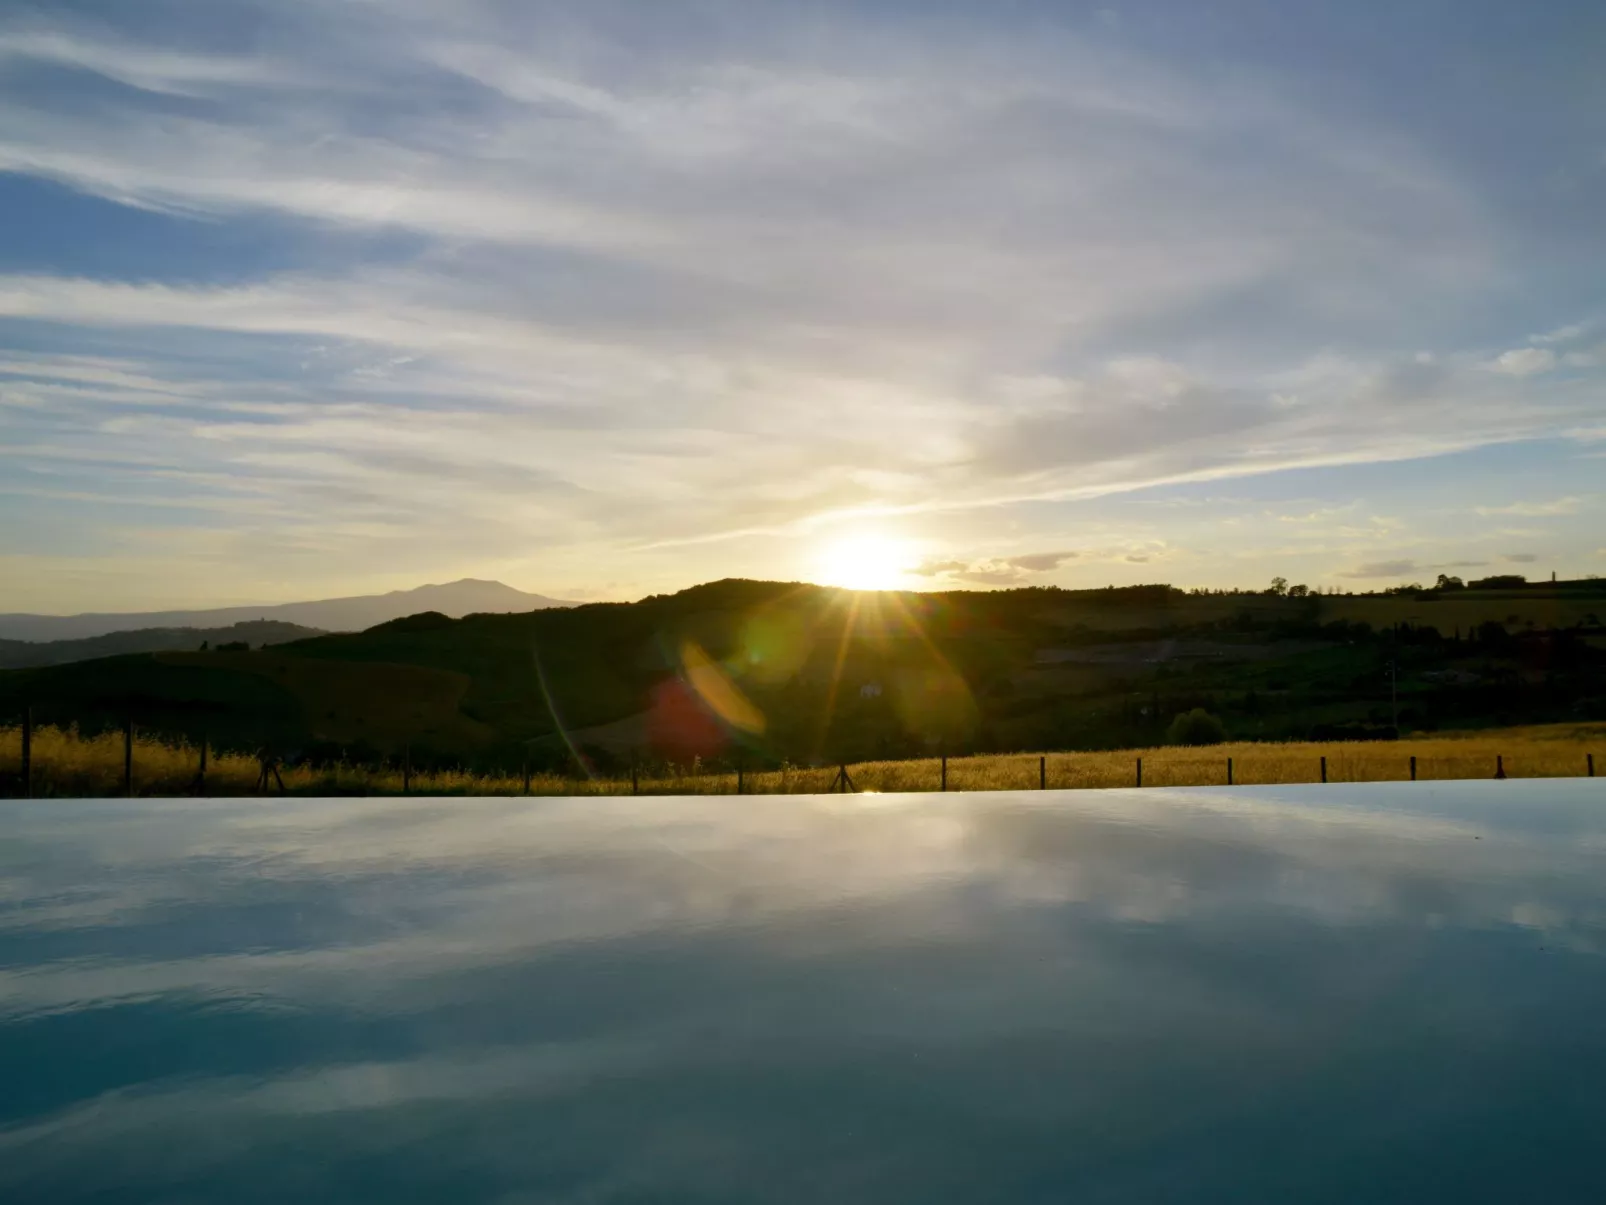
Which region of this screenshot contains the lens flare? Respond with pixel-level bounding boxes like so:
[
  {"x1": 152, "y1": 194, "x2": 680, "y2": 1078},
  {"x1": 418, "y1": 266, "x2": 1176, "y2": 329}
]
[
  {"x1": 681, "y1": 640, "x2": 766, "y2": 734},
  {"x1": 737, "y1": 610, "x2": 811, "y2": 686}
]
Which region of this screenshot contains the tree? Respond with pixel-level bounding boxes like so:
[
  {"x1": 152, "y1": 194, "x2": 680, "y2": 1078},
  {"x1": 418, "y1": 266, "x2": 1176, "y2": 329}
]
[
  {"x1": 1287, "y1": 583, "x2": 1309, "y2": 599},
  {"x1": 1434, "y1": 574, "x2": 1465, "y2": 592},
  {"x1": 1268, "y1": 577, "x2": 1289, "y2": 597},
  {"x1": 1167, "y1": 708, "x2": 1227, "y2": 746}
]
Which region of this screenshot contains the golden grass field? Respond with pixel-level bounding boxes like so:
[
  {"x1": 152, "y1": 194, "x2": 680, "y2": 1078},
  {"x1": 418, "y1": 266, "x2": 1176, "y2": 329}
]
[{"x1": 1, "y1": 721, "x2": 1602, "y2": 798}]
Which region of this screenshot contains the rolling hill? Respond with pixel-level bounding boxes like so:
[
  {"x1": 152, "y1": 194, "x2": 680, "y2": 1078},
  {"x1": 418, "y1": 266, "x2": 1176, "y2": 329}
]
[
  {"x1": 0, "y1": 621, "x2": 326, "y2": 670},
  {"x1": 2, "y1": 577, "x2": 1602, "y2": 772}
]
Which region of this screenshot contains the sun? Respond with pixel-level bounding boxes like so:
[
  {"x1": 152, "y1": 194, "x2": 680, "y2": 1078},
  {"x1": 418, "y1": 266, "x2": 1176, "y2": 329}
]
[{"x1": 817, "y1": 533, "x2": 914, "y2": 591}]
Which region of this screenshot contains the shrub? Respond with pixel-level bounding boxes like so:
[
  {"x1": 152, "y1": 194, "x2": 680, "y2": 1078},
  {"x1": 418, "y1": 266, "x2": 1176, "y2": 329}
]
[{"x1": 1167, "y1": 708, "x2": 1227, "y2": 746}]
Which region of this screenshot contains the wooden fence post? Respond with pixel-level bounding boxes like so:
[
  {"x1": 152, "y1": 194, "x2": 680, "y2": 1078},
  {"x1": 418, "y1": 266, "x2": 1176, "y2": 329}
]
[
  {"x1": 631, "y1": 757, "x2": 639, "y2": 795},
  {"x1": 197, "y1": 732, "x2": 208, "y2": 795},
  {"x1": 21, "y1": 706, "x2": 31, "y2": 799},
  {"x1": 1589, "y1": 753, "x2": 1595, "y2": 778},
  {"x1": 737, "y1": 757, "x2": 744, "y2": 795},
  {"x1": 1227, "y1": 757, "x2": 1234, "y2": 786},
  {"x1": 124, "y1": 717, "x2": 134, "y2": 797},
  {"x1": 941, "y1": 753, "x2": 947, "y2": 792},
  {"x1": 1410, "y1": 755, "x2": 1417, "y2": 782},
  {"x1": 1495, "y1": 754, "x2": 1506, "y2": 780},
  {"x1": 1136, "y1": 757, "x2": 1143, "y2": 788},
  {"x1": 403, "y1": 745, "x2": 411, "y2": 794},
  {"x1": 1039, "y1": 755, "x2": 1046, "y2": 790},
  {"x1": 1320, "y1": 755, "x2": 1327, "y2": 784},
  {"x1": 522, "y1": 760, "x2": 530, "y2": 795}
]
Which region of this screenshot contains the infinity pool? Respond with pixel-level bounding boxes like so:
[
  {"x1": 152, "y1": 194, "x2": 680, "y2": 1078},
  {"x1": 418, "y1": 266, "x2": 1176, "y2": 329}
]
[{"x1": 3, "y1": 783, "x2": 1605, "y2": 1203}]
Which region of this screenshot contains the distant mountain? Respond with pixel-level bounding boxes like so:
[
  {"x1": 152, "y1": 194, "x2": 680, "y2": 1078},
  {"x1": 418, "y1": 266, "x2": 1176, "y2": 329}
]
[
  {"x1": 0, "y1": 579, "x2": 571, "y2": 643},
  {"x1": 0, "y1": 621, "x2": 327, "y2": 670}
]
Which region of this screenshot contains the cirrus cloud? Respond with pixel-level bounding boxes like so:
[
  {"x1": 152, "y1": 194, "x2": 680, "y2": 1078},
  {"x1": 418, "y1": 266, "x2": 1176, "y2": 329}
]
[{"x1": 0, "y1": 1, "x2": 1603, "y2": 608}]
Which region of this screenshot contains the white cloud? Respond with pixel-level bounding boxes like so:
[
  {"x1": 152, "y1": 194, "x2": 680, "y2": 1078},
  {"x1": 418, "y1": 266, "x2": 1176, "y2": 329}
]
[
  {"x1": 0, "y1": 6, "x2": 1490, "y2": 337},
  {"x1": 1487, "y1": 347, "x2": 1557, "y2": 376},
  {"x1": 1529, "y1": 321, "x2": 1591, "y2": 345},
  {"x1": 1473, "y1": 497, "x2": 1587, "y2": 517},
  {"x1": 0, "y1": 27, "x2": 302, "y2": 96}
]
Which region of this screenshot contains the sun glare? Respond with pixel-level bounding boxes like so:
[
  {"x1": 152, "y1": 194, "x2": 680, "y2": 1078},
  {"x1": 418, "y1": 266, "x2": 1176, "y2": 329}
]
[{"x1": 817, "y1": 533, "x2": 913, "y2": 591}]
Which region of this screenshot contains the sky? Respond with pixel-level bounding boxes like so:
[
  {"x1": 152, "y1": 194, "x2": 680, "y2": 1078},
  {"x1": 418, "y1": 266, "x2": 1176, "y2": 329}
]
[{"x1": 0, "y1": 0, "x2": 1603, "y2": 612}]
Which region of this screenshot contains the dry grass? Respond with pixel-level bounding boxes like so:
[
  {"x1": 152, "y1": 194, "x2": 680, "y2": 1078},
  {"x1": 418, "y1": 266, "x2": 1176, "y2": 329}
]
[{"x1": 2, "y1": 721, "x2": 1602, "y2": 799}]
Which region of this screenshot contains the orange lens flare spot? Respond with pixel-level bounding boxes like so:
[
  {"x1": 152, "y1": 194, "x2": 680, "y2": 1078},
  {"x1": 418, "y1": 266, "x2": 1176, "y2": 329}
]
[{"x1": 646, "y1": 677, "x2": 727, "y2": 761}]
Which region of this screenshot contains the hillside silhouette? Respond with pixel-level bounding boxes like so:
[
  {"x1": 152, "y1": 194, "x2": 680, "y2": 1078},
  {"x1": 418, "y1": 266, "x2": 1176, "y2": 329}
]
[
  {"x1": 0, "y1": 620, "x2": 326, "y2": 670},
  {"x1": 2, "y1": 576, "x2": 1602, "y2": 774}
]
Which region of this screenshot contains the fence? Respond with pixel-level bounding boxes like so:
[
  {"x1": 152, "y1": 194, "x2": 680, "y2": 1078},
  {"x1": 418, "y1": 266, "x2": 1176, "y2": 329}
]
[{"x1": 0, "y1": 716, "x2": 1600, "y2": 798}]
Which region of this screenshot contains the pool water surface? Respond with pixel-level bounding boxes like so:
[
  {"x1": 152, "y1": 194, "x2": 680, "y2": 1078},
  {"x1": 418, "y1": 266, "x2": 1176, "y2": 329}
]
[{"x1": 3, "y1": 782, "x2": 1605, "y2": 1203}]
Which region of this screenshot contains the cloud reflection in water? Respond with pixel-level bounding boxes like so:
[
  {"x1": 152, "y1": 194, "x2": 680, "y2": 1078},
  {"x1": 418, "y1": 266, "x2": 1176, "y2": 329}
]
[{"x1": 2, "y1": 783, "x2": 1605, "y2": 1203}]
